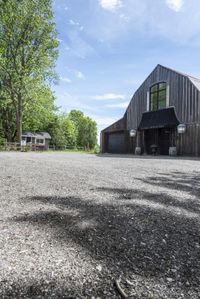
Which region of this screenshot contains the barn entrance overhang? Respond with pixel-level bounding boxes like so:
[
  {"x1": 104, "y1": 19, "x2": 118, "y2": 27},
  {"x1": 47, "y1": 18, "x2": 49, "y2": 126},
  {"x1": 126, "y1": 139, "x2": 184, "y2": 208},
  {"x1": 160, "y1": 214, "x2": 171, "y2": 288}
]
[
  {"x1": 138, "y1": 107, "x2": 180, "y2": 155},
  {"x1": 138, "y1": 107, "x2": 180, "y2": 131}
]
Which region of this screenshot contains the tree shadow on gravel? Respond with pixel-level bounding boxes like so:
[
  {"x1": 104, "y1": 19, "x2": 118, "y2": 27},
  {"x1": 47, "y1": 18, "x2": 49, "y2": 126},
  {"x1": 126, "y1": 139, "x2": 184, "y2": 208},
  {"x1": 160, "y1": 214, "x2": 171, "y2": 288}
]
[
  {"x1": 138, "y1": 171, "x2": 200, "y2": 198},
  {"x1": 11, "y1": 172, "x2": 200, "y2": 298},
  {"x1": 97, "y1": 172, "x2": 200, "y2": 215},
  {"x1": 0, "y1": 278, "x2": 79, "y2": 299}
]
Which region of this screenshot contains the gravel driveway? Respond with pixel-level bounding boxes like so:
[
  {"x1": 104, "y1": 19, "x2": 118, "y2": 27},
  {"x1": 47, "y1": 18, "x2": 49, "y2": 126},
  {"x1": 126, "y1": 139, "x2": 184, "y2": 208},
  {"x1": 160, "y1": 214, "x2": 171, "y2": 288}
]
[{"x1": 0, "y1": 152, "x2": 200, "y2": 298}]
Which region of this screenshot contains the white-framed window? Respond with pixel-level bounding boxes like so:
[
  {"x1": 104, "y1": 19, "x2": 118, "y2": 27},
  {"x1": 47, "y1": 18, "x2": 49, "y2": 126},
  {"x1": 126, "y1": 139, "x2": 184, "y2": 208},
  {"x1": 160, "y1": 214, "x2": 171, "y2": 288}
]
[{"x1": 36, "y1": 139, "x2": 44, "y2": 144}]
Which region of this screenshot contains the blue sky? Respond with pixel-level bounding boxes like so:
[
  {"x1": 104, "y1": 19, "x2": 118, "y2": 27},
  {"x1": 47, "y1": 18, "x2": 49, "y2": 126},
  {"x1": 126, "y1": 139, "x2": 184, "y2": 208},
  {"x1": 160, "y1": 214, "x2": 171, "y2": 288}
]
[{"x1": 52, "y1": 0, "x2": 200, "y2": 139}]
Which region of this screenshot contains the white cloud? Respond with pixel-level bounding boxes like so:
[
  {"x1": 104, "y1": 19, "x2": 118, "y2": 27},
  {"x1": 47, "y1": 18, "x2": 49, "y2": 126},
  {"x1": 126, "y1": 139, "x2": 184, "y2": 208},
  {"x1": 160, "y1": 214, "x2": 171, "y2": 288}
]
[
  {"x1": 60, "y1": 92, "x2": 77, "y2": 101},
  {"x1": 76, "y1": 71, "x2": 85, "y2": 79},
  {"x1": 92, "y1": 93, "x2": 125, "y2": 100},
  {"x1": 69, "y1": 19, "x2": 80, "y2": 26},
  {"x1": 60, "y1": 76, "x2": 71, "y2": 83},
  {"x1": 67, "y1": 31, "x2": 94, "y2": 58},
  {"x1": 69, "y1": 19, "x2": 84, "y2": 31},
  {"x1": 96, "y1": 116, "x2": 118, "y2": 126},
  {"x1": 119, "y1": 13, "x2": 129, "y2": 22},
  {"x1": 105, "y1": 101, "x2": 129, "y2": 108},
  {"x1": 58, "y1": 93, "x2": 99, "y2": 113},
  {"x1": 166, "y1": 0, "x2": 183, "y2": 12},
  {"x1": 99, "y1": 0, "x2": 122, "y2": 12},
  {"x1": 87, "y1": 0, "x2": 200, "y2": 45}
]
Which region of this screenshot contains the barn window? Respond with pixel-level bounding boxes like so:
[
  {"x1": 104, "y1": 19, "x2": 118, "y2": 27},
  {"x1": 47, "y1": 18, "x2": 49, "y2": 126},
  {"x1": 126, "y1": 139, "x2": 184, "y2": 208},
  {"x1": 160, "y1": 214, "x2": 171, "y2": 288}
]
[{"x1": 150, "y1": 82, "x2": 167, "y2": 111}]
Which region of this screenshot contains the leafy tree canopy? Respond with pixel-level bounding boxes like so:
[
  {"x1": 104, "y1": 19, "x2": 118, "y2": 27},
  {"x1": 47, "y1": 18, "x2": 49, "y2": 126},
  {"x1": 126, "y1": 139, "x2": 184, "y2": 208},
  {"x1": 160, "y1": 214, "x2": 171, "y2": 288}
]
[
  {"x1": 0, "y1": 0, "x2": 58, "y2": 142},
  {"x1": 0, "y1": 1, "x2": 98, "y2": 149}
]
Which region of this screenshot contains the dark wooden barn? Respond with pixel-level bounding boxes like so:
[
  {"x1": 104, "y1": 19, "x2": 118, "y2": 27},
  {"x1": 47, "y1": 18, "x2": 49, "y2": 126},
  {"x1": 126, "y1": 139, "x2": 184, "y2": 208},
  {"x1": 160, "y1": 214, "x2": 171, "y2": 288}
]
[{"x1": 101, "y1": 64, "x2": 200, "y2": 156}]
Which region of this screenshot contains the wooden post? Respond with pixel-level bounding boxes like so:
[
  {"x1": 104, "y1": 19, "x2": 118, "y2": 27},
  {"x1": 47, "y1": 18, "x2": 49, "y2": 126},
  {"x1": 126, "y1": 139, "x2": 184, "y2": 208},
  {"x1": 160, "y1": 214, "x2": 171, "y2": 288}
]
[
  {"x1": 136, "y1": 131, "x2": 140, "y2": 147},
  {"x1": 143, "y1": 130, "x2": 147, "y2": 154},
  {"x1": 135, "y1": 131, "x2": 141, "y2": 155}
]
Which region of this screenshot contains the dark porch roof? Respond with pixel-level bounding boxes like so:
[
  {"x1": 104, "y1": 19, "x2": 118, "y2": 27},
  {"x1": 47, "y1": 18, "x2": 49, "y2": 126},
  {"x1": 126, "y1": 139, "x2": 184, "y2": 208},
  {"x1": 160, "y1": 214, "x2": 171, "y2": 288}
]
[{"x1": 138, "y1": 107, "x2": 180, "y2": 130}]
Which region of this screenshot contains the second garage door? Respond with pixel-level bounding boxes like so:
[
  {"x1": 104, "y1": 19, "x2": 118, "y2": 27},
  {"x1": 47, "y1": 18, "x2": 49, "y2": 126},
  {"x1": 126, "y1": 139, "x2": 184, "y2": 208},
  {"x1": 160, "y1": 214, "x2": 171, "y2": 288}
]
[{"x1": 107, "y1": 132, "x2": 125, "y2": 153}]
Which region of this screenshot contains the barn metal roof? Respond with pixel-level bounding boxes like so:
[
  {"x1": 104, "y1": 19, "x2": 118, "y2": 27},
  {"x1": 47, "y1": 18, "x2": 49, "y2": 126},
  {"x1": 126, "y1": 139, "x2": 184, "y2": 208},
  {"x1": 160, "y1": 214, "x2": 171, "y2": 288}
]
[
  {"x1": 138, "y1": 107, "x2": 180, "y2": 130},
  {"x1": 187, "y1": 76, "x2": 200, "y2": 91},
  {"x1": 158, "y1": 64, "x2": 200, "y2": 91}
]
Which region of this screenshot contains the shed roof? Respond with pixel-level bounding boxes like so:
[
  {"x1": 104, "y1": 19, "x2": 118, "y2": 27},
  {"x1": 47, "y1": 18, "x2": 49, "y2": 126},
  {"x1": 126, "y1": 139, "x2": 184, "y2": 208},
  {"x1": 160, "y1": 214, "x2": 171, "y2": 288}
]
[{"x1": 22, "y1": 131, "x2": 51, "y2": 139}]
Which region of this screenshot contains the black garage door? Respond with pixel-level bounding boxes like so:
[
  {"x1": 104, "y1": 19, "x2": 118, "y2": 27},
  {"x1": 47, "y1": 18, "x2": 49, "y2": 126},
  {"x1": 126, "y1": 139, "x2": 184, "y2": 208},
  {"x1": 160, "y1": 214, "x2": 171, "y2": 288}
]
[{"x1": 108, "y1": 132, "x2": 125, "y2": 153}]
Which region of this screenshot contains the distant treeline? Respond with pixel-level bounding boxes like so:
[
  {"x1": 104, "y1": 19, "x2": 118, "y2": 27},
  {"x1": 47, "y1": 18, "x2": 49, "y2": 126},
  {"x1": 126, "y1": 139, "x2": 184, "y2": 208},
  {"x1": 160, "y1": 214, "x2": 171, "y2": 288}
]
[
  {"x1": 0, "y1": 107, "x2": 97, "y2": 149},
  {"x1": 47, "y1": 109, "x2": 97, "y2": 149}
]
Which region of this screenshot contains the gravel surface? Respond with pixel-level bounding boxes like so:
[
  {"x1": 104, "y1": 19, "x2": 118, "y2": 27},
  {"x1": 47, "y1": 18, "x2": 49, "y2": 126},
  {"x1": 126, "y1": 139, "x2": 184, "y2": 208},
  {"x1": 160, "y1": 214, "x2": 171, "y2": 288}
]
[{"x1": 0, "y1": 152, "x2": 200, "y2": 299}]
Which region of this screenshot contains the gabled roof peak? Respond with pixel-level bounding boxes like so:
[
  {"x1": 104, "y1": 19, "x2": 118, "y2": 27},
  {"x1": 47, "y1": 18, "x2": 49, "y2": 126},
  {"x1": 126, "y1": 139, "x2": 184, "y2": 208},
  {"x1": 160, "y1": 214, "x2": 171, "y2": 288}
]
[
  {"x1": 156, "y1": 64, "x2": 200, "y2": 81},
  {"x1": 156, "y1": 64, "x2": 200, "y2": 91}
]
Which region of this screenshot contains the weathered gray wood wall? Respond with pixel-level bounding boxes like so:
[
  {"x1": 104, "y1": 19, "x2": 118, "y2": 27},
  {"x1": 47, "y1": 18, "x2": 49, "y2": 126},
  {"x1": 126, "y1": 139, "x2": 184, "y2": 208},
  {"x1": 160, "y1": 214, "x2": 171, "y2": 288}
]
[{"x1": 102, "y1": 114, "x2": 127, "y2": 133}]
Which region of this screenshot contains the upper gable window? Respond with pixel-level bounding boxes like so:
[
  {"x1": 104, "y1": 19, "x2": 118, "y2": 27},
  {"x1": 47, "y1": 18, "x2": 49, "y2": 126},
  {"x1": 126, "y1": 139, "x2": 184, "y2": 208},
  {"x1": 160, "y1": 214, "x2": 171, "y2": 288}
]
[{"x1": 150, "y1": 82, "x2": 166, "y2": 111}]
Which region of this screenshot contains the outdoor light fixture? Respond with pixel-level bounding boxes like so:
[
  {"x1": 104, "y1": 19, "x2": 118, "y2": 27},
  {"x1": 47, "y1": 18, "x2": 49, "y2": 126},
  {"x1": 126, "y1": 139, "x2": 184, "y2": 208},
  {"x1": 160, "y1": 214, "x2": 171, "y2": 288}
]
[
  {"x1": 130, "y1": 129, "x2": 137, "y2": 137},
  {"x1": 177, "y1": 124, "x2": 186, "y2": 134}
]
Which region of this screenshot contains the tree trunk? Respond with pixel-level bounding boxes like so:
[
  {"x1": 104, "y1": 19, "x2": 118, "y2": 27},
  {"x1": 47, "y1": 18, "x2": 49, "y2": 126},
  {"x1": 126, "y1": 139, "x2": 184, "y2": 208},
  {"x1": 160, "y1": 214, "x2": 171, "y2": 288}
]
[
  {"x1": 16, "y1": 111, "x2": 22, "y2": 143},
  {"x1": 16, "y1": 94, "x2": 22, "y2": 143}
]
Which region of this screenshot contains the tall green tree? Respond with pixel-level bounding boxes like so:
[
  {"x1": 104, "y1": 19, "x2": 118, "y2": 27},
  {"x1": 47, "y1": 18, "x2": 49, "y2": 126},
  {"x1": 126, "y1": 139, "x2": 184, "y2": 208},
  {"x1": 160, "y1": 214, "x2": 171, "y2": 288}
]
[
  {"x1": 68, "y1": 110, "x2": 84, "y2": 144},
  {"x1": 78, "y1": 116, "x2": 97, "y2": 149},
  {"x1": 69, "y1": 110, "x2": 97, "y2": 149},
  {"x1": 85, "y1": 117, "x2": 98, "y2": 149},
  {"x1": 23, "y1": 84, "x2": 56, "y2": 132},
  {"x1": 47, "y1": 113, "x2": 76, "y2": 148},
  {"x1": 0, "y1": 0, "x2": 58, "y2": 142},
  {"x1": 0, "y1": 82, "x2": 16, "y2": 141},
  {"x1": 0, "y1": 103, "x2": 16, "y2": 142},
  {"x1": 61, "y1": 114, "x2": 76, "y2": 146}
]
